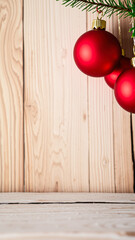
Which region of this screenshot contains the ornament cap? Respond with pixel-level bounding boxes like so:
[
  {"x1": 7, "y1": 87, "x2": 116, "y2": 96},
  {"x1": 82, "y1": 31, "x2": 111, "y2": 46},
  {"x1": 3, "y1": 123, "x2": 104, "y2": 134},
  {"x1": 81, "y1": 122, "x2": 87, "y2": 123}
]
[
  {"x1": 122, "y1": 48, "x2": 125, "y2": 56},
  {"x1": 131, "y1": 57, "x2": 135, "y2": 67},
  {"x1": 133, "y1": 45, "x2": 135, "y2": 56},
  {"x1": 92, "y1": 19, "x2": 106, "y2": 30}
]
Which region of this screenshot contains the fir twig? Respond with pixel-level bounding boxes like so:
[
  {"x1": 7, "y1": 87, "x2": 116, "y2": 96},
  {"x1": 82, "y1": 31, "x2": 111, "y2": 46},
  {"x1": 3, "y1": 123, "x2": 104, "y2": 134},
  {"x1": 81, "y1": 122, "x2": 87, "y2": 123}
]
[
  {"x1": 56, "y1": 0, "x2": 135, "y2": 36},
  {"x1": 67, "y1": 0, "x2": 131, "y2": 13}
]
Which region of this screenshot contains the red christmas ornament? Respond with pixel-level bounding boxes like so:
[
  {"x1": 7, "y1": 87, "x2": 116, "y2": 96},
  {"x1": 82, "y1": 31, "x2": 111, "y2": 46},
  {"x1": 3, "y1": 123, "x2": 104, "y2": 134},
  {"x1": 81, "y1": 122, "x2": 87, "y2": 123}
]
[
  {"x1": 73, "y1": 19, "x2": 121, "y2": 77},
  {"x1": 114, "y1": 68, "x2": 135, "y2": 113},
  {"x1": 104, "y1": 56, "x2": 132, "y2": 89}
]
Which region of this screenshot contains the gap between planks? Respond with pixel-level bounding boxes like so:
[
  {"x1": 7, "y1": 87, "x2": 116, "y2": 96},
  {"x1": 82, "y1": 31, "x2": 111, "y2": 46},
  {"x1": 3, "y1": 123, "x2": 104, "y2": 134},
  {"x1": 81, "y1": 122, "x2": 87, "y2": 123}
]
[
  {"x1": 130, "y1": 113, "x2": 135, "y2": 192},
  {"x1": 1, "y1": 202, "x2": 135, "y2": 205}
]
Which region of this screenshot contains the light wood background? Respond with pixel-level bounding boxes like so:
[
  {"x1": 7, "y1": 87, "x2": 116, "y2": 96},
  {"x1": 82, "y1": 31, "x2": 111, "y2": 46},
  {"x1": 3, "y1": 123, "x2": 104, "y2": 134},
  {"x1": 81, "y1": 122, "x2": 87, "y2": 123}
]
[{"x1": 0, "y1": 0, "x2": 134, "y2": 192}]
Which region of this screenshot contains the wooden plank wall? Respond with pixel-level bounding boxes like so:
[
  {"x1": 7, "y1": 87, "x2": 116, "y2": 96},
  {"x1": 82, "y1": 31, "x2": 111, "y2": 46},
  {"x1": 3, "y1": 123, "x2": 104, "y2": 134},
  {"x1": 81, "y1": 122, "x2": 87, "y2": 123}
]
[{"x1": 0, "y1": 0, "x2": 134, "y2": 192}]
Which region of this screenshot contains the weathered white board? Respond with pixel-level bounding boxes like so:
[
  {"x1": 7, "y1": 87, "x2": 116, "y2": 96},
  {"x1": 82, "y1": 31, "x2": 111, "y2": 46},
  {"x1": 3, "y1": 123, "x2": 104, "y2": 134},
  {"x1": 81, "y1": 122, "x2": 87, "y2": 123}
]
[{"x1": 0, "y1": 193, "x2": 135, "y2": 240}]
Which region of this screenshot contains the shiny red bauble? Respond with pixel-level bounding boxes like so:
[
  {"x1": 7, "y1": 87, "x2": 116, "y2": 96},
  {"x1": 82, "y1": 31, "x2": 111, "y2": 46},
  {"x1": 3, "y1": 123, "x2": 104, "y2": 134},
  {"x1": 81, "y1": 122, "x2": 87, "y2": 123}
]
[
  {"x1": 74, "y1": 29, "x2": 121, "y2": 77},
  {"x1": 104, "y1": 56, "x2": 132, "y2": 89},
  {"x1": 114, "y1": 68, "x2": 135, "y2": 113}
]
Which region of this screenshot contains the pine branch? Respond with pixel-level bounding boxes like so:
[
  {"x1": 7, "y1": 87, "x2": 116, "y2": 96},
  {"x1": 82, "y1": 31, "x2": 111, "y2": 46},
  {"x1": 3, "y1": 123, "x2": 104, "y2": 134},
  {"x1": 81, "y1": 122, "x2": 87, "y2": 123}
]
[
  {"x1": 56, "y1": 0, "x2": 135, "y2": 36},
  {"x1": 67, "y1": 0, "x2": 131, "y2": 13},
  {"x1": 56, "y1": 0, "x2": 135, "y2": 17}
]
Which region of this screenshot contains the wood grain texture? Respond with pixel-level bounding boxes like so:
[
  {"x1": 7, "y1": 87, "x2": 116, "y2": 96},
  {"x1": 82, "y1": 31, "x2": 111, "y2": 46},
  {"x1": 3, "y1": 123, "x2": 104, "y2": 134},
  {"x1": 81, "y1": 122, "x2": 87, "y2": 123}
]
[
  {"x1": 0, "y1": 193, "x2": 135, "y2": 203},
  {"x1": 24, "y1": 0, "x2": 89, "y2": 192},
  {"x1": 0, "y1": 193, "x2": 135, "y2": 240},
  {"x1": 112, "y1": 15, "x2": 134, "y2": 193},
  {"x1": 0, "y1": 0, "x2": 23, "y2": 191},
  {"x1": 87, "y1": 13, "x2": 115, "y2": 192}
]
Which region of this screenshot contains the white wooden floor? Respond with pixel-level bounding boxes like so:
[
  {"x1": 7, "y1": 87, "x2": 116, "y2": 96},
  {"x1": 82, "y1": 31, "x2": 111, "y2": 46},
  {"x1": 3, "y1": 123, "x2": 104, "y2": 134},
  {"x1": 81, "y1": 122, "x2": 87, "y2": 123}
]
[{"x1": 0, "y1": 193, "x2": 135, "y2": 240}]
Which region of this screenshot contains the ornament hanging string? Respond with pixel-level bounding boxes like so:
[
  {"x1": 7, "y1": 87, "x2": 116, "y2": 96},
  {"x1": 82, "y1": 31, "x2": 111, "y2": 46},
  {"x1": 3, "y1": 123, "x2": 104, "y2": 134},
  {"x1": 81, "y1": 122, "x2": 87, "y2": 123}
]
[
  {"x1": 118, "y1": 16, "x2": 123, "y2": 54},
  {"x1": 96, "y1": 7, "x2": 103, "y2": 19}
]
